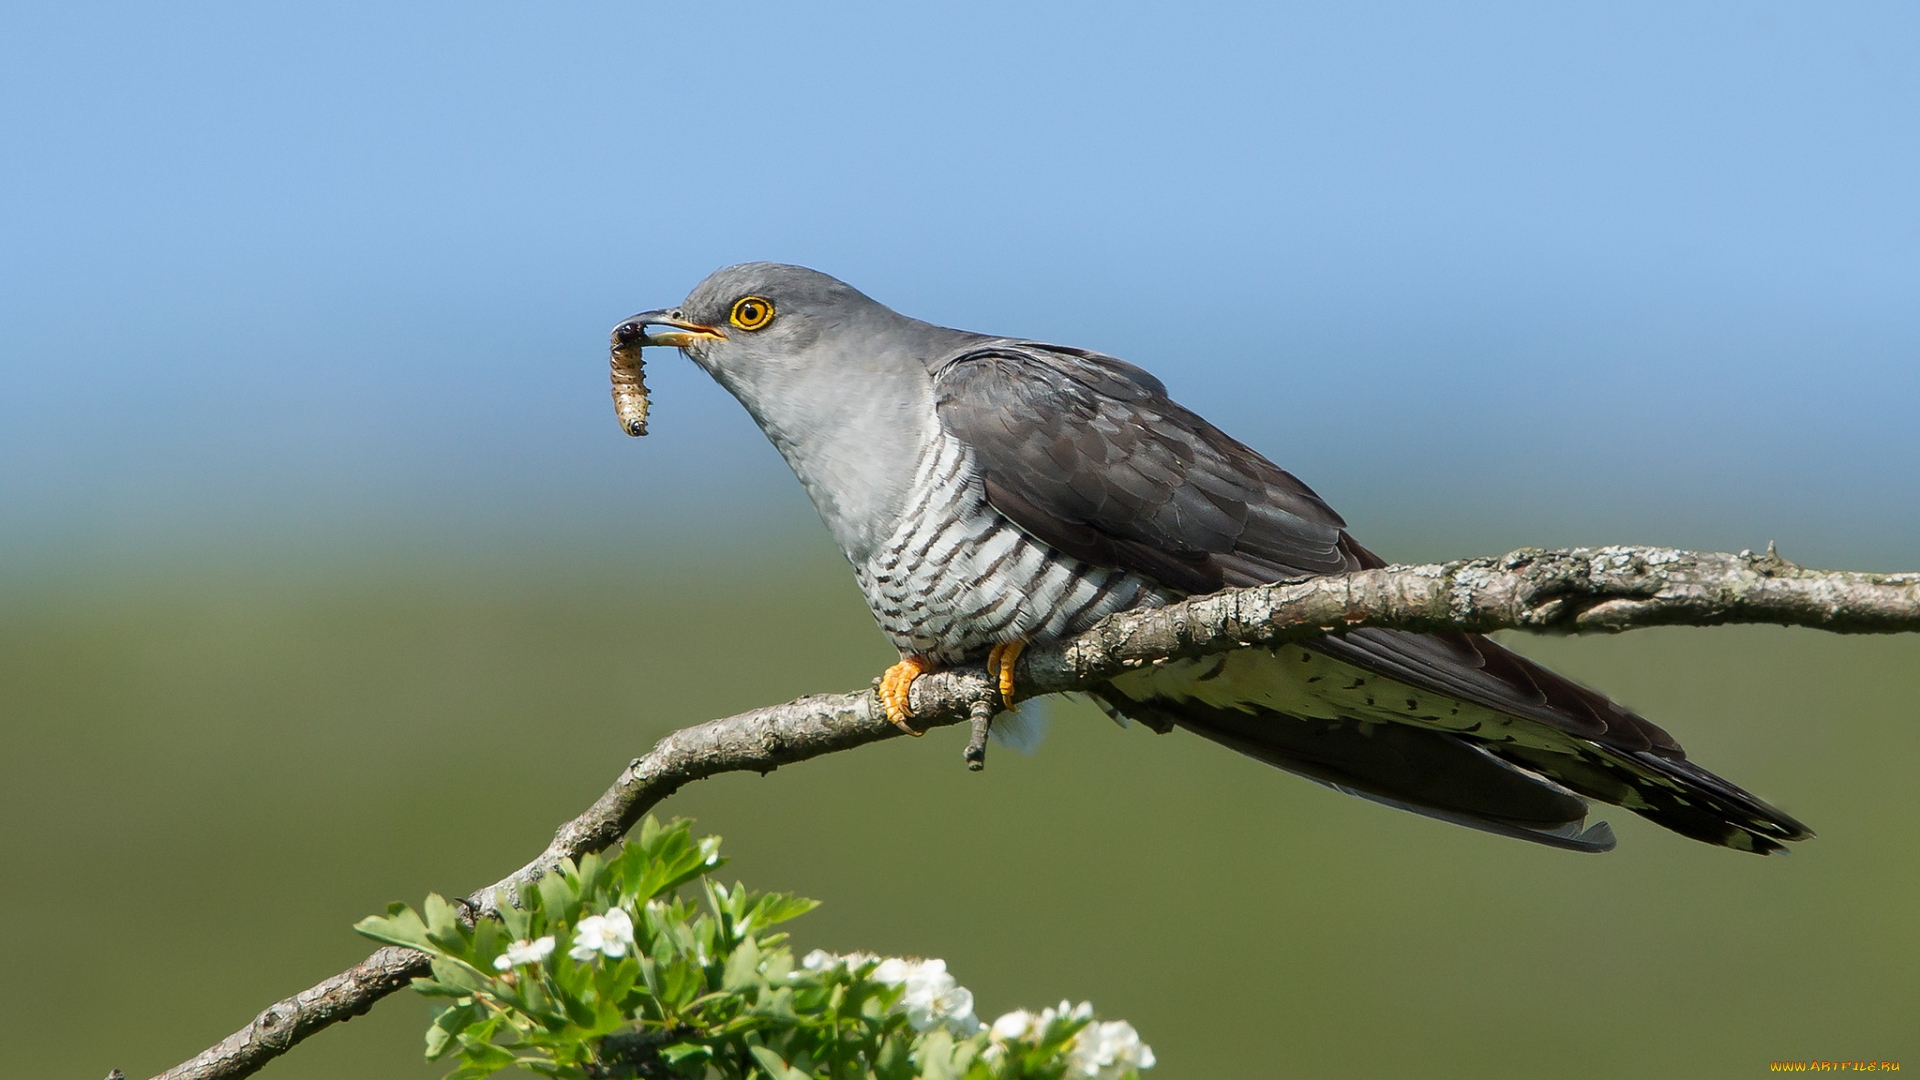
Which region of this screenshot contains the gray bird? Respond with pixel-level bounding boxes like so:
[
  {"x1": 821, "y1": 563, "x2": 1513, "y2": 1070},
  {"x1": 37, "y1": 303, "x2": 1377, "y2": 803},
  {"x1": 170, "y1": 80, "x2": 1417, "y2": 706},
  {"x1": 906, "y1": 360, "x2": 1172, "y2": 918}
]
[{"x1": 614, "y1": 263, "x2": 1811, "y2": 855}]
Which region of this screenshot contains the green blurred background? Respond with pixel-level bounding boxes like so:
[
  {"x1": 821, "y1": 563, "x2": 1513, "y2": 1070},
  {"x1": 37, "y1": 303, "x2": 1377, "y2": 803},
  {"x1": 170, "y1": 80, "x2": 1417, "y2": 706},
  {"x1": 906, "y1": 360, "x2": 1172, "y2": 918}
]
[{"x1": 3, "y1": 525, "x2": 1914, "y2": 1079}]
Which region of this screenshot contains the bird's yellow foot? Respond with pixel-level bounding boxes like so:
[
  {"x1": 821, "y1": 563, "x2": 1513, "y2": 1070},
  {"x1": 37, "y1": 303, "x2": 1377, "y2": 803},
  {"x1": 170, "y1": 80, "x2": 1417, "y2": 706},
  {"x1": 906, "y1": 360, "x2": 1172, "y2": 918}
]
[
  {"x1": 987, "y1": 639, "x2": 1027, "y2": 709},
  {"x1": 879, "y1": 655, "x2": 936, "y2": 735}
]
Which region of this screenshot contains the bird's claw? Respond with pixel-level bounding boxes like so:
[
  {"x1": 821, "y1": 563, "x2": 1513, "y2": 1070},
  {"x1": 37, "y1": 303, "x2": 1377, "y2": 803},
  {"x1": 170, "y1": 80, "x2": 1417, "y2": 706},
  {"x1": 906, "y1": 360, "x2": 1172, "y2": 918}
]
[
  {"x1": 879, "y1": 655, "x2": 935, "y2": 735},
  {"x1": 987, "y1": 640, "x2": 1026, "y2": 709}
]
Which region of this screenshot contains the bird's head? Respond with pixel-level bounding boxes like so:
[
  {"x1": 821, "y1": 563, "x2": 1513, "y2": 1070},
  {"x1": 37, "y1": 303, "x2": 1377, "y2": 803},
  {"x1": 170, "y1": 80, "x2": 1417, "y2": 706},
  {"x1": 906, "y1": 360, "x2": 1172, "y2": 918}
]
[
  {"x1": 611, "y1": 263, "x2": 979, "y2": 557},
  {"x1": 612, "y1": 262, "x2": 975, "y2": 447},
  {"x1": 613, "y1": 262, "x2": 917, "y2": 394}
]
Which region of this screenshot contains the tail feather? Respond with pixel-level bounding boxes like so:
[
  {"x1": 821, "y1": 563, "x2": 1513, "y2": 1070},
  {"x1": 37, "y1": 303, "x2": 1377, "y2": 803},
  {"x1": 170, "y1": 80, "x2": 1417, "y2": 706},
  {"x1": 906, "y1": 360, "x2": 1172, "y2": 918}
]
[
  {"x1": 1487, "y1": 743, "x2": 1812, "y2": 855},
  {"x1": 1098, "y1": 694, "x2": 1619, "y2": 853},
  {"x1": 1095, "y1": 644, "x2": 1811, "y2": 855}
]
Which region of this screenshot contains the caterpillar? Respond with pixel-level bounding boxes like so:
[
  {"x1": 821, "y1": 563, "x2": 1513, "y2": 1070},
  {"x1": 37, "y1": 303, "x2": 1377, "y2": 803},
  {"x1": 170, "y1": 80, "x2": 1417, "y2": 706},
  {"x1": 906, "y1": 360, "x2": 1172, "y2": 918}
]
[{"x1": 610, "y1": 336, "x2": 649, "y2": 437}]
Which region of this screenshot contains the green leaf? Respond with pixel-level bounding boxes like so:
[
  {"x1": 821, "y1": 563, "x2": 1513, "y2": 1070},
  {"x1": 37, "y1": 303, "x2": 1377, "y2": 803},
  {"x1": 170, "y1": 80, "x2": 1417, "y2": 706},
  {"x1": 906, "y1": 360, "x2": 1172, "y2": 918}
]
[
  {"x1": 748, "y1": 892, "x2": 821, "y2": 932},
  {"x1": 561, "y1": 986, "x2": 598, "y2": 1030},
  {"x1": 444, "y1": 1064, "x2": 510, "y2": 1080},
  {"x1": 722, "y1": 937, "x2": 763, "y2": 994},
  {"x1": 637, "y1": 814, "x2": 665, "y2": 850},
  {"x1": 873, "y1": 1031, "x2": 913, "y2": 1080},
  {"x1": 424, "y1": 1023, "x2": 456, "y2": 1061},
  {"x1": 410, "y1": 978, "x2": 476, "y2": 1000},
  {"x1": 423, "y1": 892, "x2": 468, "y2": 951},
  {"x1": 625, "y1": 819, "x2": 726, "y2": 902},
  {"x1": 428, "y1": 955, "x2": 489, "y2": 995},
  {"x1": 658, "y1": 956, "x2": 704, "y2": 1012},
  {"x1": 446, "y1": 1038, "x2": 515, "y2": 1079},
  {"x1": 538, "y1": 864, "x2": 578, "y2": 923},
  {"x1": 636, "y1": 955, "x2": 663, "y2": 1005},
  {"x1": 576, "y1": 851, "x2": 606, "y2": 901},
  {"x1": 598, "y1": 956, "x2": 640, "y2": 1011},
  {"x1": 496, "y1": 886, "x2": 532, "y2": 941},
  {"x1": 759, "y1": 949, "x2": 794, "y2": 987},
  {"x1": 750, "y1": 984, "x2": 800, "y2": 1023},
  {"x1": 747, "y1": 1044, "x2": 808, "y2": 1080},
  {"x1": 550, "y1": 955, "x2": 593, "y2": 1003},
  {"x1": 354, "y1": 907, "x2": 436, "y2": 953},
  {"x1": 913, "y1": 1029, "x2": 982, "y2": 1080},
  {"x1": 425, "y1": 1001, "x2": 483, "y2": 1061},
  {"x1": 471, "y1": 917, "x2": 507, "y2": 966},
  {"x1": 659, "y1": 1042, "x2": 712, "y2": 1066}
]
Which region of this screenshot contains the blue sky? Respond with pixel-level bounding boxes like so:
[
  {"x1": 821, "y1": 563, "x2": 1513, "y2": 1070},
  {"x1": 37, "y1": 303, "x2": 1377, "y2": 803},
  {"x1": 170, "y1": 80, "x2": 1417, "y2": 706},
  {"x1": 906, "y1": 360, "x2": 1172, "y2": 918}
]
[{"x1": 3, "y1": 2, "x2": 1917, "y2": 568}]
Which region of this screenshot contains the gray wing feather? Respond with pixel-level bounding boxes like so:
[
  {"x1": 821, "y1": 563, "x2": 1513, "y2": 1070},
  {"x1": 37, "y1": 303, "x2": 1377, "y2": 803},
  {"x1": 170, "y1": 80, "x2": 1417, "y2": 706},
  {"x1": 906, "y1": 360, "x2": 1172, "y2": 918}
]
[{"x1": 933, "y1": 342, "x2": 1352, "y2": 592}]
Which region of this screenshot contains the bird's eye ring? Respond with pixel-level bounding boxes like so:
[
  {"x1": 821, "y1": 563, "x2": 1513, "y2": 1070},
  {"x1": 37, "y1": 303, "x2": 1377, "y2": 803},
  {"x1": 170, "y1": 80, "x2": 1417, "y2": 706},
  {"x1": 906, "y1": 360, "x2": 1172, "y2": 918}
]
[{"x1": 729, "y1": 296, "x2": 775, "y2": 331}]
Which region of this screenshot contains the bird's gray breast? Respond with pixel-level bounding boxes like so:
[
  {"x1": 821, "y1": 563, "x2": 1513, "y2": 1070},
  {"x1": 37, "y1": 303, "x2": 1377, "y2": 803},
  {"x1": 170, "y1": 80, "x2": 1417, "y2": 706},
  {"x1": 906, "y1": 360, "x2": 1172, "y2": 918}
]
[{"x1": 854, "y1": 431, "x2": 1166, "y2": 662}]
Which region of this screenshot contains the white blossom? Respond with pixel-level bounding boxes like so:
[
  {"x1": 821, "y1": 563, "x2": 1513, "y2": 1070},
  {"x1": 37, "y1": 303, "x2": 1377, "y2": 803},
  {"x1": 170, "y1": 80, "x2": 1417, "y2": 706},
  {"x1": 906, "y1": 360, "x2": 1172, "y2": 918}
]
[
  {"x1": 870, "y1": 957, "x2": 982, "y2": 1036},
  {"x1": 987, "y1": 1001, "x2": 1152, "y2": 1078},
  {"x1": 990, "y1": 1008, "x2": 1041, "y2": 1042},
  {"x1": 1066, "y1": 1018, "x2": 1156, "y2": 1079},
  {"x1": 990, "y1": 1000, "x2": 1090, "y2": 1044},
  {"x1": 798, "y1": 949, "x2": 877, "y2": 974},
  {"x1": 492, "y1": 936, "x2": 555, "y2": 971},
  {"x1": 568, "y1": 907, "x2": 635, "y2": 961}
]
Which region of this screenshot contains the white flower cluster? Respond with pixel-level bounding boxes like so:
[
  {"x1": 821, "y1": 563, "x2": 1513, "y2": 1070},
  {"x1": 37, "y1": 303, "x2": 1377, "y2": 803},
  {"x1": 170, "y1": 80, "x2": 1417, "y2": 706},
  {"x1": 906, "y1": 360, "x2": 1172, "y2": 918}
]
[
  {"x1": 989, "y1": 1000, "x2": 1156, "y2": 1079},
  {"x1": 796, "y1": 952, "x2": 1152, "y2": 1076},
  {"x1": 492, "y1": 935, "x2": 555, "y2": 971},
  {"x1": 799, "y1": 948, "x2": 878, "y2": 974},
  {"x1": 799, "y1": 951, "x2": 981, "y2": 1037},
  {"x1": 568, "y1": 907, "x2": 635, "y2": 962},
  {"x1": 1067, "y1": 1017, "x2": 1156, "y2": 1079},
  {"x1": 871, "y1": 957, "x2": 981, "y2": 1036}
]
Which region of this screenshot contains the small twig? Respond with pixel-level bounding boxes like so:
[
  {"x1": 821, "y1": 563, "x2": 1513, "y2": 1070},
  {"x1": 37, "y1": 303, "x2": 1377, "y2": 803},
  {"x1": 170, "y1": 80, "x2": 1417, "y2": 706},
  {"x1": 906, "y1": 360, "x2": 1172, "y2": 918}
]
[
  {"x1": 963, "y1": 698, "x2": 996, "y2": 771},
  {"x1": 148, "y1": 546, "x2": 1920, "y2": 1080}
]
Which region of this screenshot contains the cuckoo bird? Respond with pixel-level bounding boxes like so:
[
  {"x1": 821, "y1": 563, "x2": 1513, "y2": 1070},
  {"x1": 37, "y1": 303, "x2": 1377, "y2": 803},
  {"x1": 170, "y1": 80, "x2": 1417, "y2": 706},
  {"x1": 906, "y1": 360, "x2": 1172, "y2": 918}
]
[{"x1": 613, "y1": 263, "x2": 1810, "y2": 855}]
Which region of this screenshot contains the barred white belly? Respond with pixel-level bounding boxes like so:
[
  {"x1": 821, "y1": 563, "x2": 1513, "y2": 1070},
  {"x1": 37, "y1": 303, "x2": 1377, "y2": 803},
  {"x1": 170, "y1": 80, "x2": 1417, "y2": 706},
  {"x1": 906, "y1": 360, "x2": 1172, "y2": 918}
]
[{"x1": 855, "y1": 432, "x2": 1164, "y2": 662}]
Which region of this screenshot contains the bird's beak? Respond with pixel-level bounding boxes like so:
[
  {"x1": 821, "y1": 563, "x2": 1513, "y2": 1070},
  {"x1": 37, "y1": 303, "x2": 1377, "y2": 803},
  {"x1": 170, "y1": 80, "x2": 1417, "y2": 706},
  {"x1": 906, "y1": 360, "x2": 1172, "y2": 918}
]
[{"x1": 612, "y1": 309, "x2": 728, "y2": 350}]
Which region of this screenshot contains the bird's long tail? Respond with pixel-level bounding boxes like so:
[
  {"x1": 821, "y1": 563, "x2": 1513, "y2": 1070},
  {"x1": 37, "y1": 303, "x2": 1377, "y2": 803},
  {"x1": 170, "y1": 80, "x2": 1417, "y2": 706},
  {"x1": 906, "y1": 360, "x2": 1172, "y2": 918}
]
[{"x1": 1091, "y1": 644, "x2": 1812, "y2": 855}]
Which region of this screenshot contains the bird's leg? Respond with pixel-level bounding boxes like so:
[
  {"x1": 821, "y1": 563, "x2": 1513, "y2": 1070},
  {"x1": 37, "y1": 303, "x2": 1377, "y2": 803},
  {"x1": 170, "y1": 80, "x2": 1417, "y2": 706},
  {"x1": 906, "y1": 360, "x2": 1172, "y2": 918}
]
[
  {"x1": 878, "y1": 654, "x2": 936, "y2": 735},
  {"x1": 987, "y1": 639, "x2": 1027, "y2": 709}
]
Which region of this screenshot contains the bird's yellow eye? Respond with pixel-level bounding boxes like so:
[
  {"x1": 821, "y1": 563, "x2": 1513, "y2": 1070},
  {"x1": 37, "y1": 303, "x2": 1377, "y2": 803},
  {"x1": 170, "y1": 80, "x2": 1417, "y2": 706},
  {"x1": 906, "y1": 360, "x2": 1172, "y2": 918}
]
[{"x1": 729, "y1": 295, "x2": 775, "y2": 331}]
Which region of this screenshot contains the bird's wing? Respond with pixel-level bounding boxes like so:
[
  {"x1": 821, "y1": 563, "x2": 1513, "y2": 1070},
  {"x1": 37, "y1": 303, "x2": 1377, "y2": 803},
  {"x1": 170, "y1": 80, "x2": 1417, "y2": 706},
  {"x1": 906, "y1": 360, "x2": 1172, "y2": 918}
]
[
  {"x1": 928, "y1": 340, "x2": 1641, "y2": 742},
  {"x1": 930, "y1": 340, "x2": 1358, "y2": 594},
  {"x1": 932, "y1": 341, "x2": 1810, "y2": 852},
  {"x1": 925, "y1": 340, "x2": 1635, "y2": 734}
]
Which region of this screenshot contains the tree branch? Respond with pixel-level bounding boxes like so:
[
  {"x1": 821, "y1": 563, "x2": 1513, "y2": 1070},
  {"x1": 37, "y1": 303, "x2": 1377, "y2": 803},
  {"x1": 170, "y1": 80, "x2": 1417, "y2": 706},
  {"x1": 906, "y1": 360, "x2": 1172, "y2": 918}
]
[{"x1": 146, "y1": 546, "x2": 1920, "y2": 1080}]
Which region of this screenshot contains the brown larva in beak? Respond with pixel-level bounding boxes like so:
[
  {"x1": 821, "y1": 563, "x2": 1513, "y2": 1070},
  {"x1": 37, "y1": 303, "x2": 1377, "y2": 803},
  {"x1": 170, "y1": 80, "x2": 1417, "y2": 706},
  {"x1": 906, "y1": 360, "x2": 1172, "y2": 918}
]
[{"x1": 610, "y1": 336, "x2": 649, "y2": 437}]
